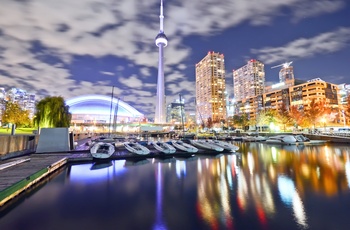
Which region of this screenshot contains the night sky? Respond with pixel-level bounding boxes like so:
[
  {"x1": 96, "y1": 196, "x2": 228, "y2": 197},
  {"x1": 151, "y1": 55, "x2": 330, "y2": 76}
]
[{"x1": 0, "y1": 0, "x2": 349, "y2": 118}]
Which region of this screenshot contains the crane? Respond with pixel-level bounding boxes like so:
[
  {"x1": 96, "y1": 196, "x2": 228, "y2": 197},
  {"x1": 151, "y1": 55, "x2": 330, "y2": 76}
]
[{"x1": 271, "y1": 61, "x2": 293, "y2": 69}]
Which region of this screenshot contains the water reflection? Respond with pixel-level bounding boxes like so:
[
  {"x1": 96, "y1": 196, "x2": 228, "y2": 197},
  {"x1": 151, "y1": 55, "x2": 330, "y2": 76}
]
[
  {"x1": 2, "y1": 143, "x2": 350, "y2": 230},
  {"x1": 194, "y1": 142, "x2": 350, "y2": 229}
]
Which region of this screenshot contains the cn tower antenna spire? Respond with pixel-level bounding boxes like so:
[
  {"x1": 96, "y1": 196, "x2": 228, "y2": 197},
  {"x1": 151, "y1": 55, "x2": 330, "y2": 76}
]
[{"x1": 160, "y1": 0, "x2": 164, "y2": 33}]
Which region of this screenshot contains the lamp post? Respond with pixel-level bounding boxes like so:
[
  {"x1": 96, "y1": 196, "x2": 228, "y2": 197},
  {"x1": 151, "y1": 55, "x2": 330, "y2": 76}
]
[{"x1": 321, "y1": 117, "x2": 326, "y2": 133}]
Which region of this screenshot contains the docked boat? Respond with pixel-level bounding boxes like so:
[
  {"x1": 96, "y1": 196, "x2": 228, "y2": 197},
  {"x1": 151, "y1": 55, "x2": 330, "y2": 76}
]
[
  {"x1": 266, "y1": 135, "x2": 297, "y2": 145},
  {"x1": 207, "y1": 140, "x2": 239, "y2": 152},
  {"x1": 90, "y1": 142, "x2": 115, "y2": 159},
  {"x1": 149, "y1": 141, "x2": 176, "y2": 154},
  {"x1": 189, "y1": 139, "x2": 224, "y2": 152},
  {"x1": 171, "y1": 140, "x2": 198, "y2": 153},
  {"x1": 294, "y1": 134, "x2": 310, "y2": 142},
  {"x1": 242, "y1": 136, "x2": 257, "y2": 142},
  {"x1": 255, "y1": 135, "x2": 268, "y2": 142},
  {"x1": 124, "y1": 142, "x2": 150, "y2": 155},
  {"x1": 294, "y1": 134, "x2": 327, "y2": 145}
]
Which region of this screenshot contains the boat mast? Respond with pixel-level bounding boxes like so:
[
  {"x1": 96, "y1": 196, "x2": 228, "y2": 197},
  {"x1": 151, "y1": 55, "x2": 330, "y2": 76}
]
[
  {"x1": 108, "y1": 86, "x2": 114, "y2": 137},
  {"x1": 179, "y1": 94, "x2": 185, "y2": 138}
]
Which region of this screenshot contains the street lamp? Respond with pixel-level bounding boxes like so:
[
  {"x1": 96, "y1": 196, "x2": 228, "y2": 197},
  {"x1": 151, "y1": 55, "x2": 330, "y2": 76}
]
[{"x1": 321, "y1": 117, "x2": 326, "y2": 132}]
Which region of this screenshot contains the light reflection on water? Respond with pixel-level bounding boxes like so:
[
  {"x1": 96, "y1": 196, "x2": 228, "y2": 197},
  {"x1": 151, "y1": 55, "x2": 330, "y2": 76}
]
[{"x1": 1, "y1": 142, "x2": 350, "y2": 230}]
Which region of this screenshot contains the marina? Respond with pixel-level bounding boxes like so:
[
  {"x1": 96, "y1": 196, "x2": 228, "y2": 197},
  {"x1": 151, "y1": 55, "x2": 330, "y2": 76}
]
[{"x1": 1, "y1": 141, "x2": 350, "y2": 229}]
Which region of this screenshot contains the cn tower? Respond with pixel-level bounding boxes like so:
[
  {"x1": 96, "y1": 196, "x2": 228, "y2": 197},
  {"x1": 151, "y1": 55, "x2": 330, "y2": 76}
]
[{"x1": 154, "y1": 0, "x2": 168, "y2": 124}]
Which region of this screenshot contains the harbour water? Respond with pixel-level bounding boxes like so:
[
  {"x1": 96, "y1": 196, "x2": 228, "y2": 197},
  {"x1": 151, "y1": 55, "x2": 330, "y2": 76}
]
[{"x1": 1, "y1": 142, "x2": 350, "y2": 230}]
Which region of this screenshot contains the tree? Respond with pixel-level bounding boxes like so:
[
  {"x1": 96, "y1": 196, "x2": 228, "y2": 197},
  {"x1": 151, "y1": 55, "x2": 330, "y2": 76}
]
[
  {"x1": 276, "y1": 102, "x2": 294, "y2": 131},
  {"x1": 304, "y1": 99, "x2": 330, "y2": 129},
  {"x1": 255, "y1": 110, "x2": 271, "y2": 131},
  {"x1": 346, "y1": 95, "x2": 350, "y2": 120},
  {"x1": 206, "y1": 117, "x2": 213, "y2": 130},
  {"x1": 232, "y1": 113, "x2": 249, "y2": 130},
  {"x1": 2, "y1": 101, "x2": 31, "y2": 128},
  {"x1": 289, "y1": 105, "x2": 306, "y2": 128},
  {"x1": 34, "y1": 96, "x2": 71, "y2": 128}
]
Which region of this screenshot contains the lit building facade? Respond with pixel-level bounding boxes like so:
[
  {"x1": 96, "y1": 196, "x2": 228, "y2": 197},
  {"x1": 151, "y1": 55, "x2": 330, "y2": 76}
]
[
  {"x1": 233, "y1": 59, "x2": 265, "y2": 101},
  {"x1": 289, "y1": 78, "x2": 339, "y2": 109},
  {"x1": 234, "y1": 78, "x2": 344, "y2": 126},
  {"x1": 196, "y1": 51, "x2": 227, "y2": 123},
  {"x1": 0, "y1": 88, "x2": 6, "y2": 123},
  {"x1": 279, "y1": 65, "x2": 294, "y2": 83},
  {"x1": 166, "y1": 98, "x2": 185, "y2": 124},
  {"x1": 67, "y1": 95, "x2": 143, "y2": 123},
  {"x1": 6, "y1": 88, "x2": 36, "y2": 119}
]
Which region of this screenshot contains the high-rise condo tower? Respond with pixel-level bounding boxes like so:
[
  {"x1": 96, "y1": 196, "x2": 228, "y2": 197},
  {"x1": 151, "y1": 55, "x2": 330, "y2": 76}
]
[
  {"x1": 195, "y1": 51, "x2": 227, "y2": 124},
  {"x1": 233, "y1": 59, "x2": 265, "y2": 101}
]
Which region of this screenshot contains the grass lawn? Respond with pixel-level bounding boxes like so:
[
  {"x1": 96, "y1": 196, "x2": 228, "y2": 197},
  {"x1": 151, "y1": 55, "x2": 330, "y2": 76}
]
[{"x1": 0, "y1": 128, "x2": 36, "y2": 135}]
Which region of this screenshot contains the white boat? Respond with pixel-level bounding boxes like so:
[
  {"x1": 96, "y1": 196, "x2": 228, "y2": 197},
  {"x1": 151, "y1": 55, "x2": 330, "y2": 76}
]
[
  {"x1": 207, "y1": 140, "x2": 239, "y2": 152},
  {"x1": 255, "y1": 135, "x2": 268, "y2": 142},
  {"x1": 242, "y1": 136, "x2": 257, "y2": 142},
  {"x1": 189, "y1": 139, "x2": 224, "y2": 152},
  {"x1": 171, "y1": 140, "x2": 198, "y2": 153},
  {"x1": 294, "y1": 135, "x2": 327, "y2": 145},
  {"x1": 149, "y1": 141, "x2": 176, "y2": 154},
  {"x1": 294, "y1": 134, "x2": 310, "y2": 142},
  {"x1": 124, "y1": 142, "x2": 150, "y2": 155},
  {"x1": 90, "y1": 142, "x2": 115, "y2": 159},
  {"x1": 266, "y1": 135, "x2": 297, "y2": 145}
]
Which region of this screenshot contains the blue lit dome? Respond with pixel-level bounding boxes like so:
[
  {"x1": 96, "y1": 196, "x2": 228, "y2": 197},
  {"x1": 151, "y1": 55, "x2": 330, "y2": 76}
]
[
  {"x1": 155, "y1": 32, "x2": 168, "y2": 47},
  {"x1": 66, "y1": 95, "x2": 143, "y2": 124}
]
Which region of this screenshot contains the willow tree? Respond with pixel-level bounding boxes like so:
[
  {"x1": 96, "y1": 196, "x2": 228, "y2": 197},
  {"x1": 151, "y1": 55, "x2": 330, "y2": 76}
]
[{"x1": 34, "y1": 96, "x2": 71, "y2": 128}]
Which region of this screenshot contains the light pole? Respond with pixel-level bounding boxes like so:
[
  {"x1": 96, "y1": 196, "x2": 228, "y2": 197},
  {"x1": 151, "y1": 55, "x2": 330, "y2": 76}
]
[{"x1": 321, "y1": 117, "x2": 326, "y2": 133}]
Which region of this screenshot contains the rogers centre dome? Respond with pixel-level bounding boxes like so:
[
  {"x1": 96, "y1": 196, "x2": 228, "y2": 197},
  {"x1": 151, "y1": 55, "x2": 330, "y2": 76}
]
[{"x1": 66, "y1": 95, "x2": 144, "y2": 124}]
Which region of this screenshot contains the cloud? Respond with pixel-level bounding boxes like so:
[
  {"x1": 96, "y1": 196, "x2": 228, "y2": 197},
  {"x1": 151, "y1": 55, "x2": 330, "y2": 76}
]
[
  {"x1": 100, "y1": 71, "x2": 115, "y2": 76},
  {"x1": 0, "y1": 0, "x2": 347, "y2": 116},
  {"x1": 292, "y1": 0, "x2": 345, "y2": 22},
  {"x1": 118, "y1": 75, "x2": 144, "y2": 89},
  {"x1": 251, "y1": 27, "x2": 350, "y2": 64}
]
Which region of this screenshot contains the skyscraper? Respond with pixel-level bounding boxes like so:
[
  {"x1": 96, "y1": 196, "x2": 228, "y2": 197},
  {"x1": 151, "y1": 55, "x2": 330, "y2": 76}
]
[
  {"x1": 154, "y1": 0, "x2": 168, "y2": 124},
  {"x1": 195, "y1": 51, "x2": 227, "y2": 124},
  {"x1": 279, "y1": 65, "x2": 294, "y2": 83},
  {"x1": 233, "y1": 59, "x2": 265, "y2": 101}
]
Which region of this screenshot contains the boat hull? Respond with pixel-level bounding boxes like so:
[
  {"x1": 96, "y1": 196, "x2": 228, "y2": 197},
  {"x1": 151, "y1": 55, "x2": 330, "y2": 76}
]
[
  {"x1": 171, "y1": 140, "x2": 198, "y2": 153},
  {"x1": 124, "y1": 142, "x2": 150, "y2": 155},
  {"x1": 90, "y1": 142, "x2": 115, "y2": 159},
  {"x1": 189, "y1": 140, "x2": 224, "y2": 152},
  {"x1": 150, "y1": 141, "x2": 176, "y2": 154}
]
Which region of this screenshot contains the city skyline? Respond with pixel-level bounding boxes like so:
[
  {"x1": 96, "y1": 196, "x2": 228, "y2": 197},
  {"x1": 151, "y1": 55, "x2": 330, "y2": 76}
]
[{"x1": 0, "y1": 0, "x2": 349, "y2": 119}]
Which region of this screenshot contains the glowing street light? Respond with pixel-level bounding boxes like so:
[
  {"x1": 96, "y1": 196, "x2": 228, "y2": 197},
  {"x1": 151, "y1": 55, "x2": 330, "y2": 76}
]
[{"x1": 321, "y1": 117, "x2": 326, "y2": 132}]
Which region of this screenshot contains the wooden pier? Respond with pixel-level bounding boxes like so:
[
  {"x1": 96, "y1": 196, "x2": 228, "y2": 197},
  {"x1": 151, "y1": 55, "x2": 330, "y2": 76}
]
[{"x1": 0, "y1": 154, "x2": 69, "y2": 206}]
